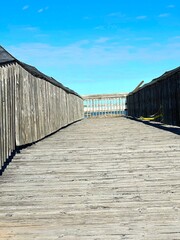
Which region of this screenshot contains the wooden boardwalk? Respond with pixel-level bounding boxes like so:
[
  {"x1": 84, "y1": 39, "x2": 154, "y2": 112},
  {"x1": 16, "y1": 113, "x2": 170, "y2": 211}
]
[{"x1": 0, "y1": 117, "x2": 180, "y2": 240}]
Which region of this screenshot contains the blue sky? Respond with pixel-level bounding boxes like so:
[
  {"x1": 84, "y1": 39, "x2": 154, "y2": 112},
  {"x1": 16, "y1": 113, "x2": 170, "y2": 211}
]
[{"x1": 1, "y1": 0, "x2": 180, "y2": 95}]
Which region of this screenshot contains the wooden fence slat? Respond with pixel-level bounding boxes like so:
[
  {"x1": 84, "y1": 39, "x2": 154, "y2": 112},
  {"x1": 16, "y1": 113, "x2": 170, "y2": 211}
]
[
  {"x1": 83, "y1": 94, "x2": 127, "y2": 118},
  {"x1": 127, "y1": 67, "x2": 180, "y2": 126},
  {"x1": 0, "y1": 62, "x2": 83, "y2": 173}
]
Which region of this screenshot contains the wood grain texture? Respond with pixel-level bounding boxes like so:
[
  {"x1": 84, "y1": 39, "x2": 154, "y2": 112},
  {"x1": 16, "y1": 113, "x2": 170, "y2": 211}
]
[
  {"x1": 0, "y1": 62, "x2": 83, "y2": 172},
  {"x1": 0, "y1": 117, "x2": 180, "y2": 239},
  {"x1": 127, "y1": 67, "x2": 180, "y2": 126},
  {"x1": 15, "y1": 64, "x2": 83, "y2": 146},
  {"x1": 83, "y1": 94, "x2": 127, "y2": 118},
  {"x1": 0, "y1": 64, "x2": 16, "y2": 170}
]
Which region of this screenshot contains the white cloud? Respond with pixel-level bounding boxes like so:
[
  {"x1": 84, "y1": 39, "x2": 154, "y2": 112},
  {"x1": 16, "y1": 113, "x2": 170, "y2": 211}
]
[
  {"x1": 167, "y1": 4, "x2": 175, "y2": 8},
  {"x1": 38, "y1": 7, "x2": 48, "y2": 13},
  {"x1": 22, "y1": 26, "x2": 38, "y2": 32},
  {"x1": 107, "y1": 12, "x2": 125, "y2": 17},
  {"x1": 7, "y1": 38, "x2": 180, "y2": 71},
  {"x1": 22, "y1": 5, "x2": 29, "y2": 10},
  {"x1": 108, "y1": 12, "x2": 118, "y2": 17},
  {"x1": 95, "y1": 37, "x2": 110, "y2": 43},
  {"x1": 173, "y1": 36, "x2": 180, "y2": 39},
  {"x1": 94, "y1": 25, "x2": 105, "y2": 30},
  {"x1": 135, "y1": 37, "x2": 152, "y2": 41},
  {"x1": 83, "y1": 16, "x2": 91, "y2": 20},
  {"x1": 136, "y1": 15, "x2": 147, "y2": 20},
  {"x1": 158, "y1": 13, "x2": 170, "y2": 18},
  {"x1": 6, "y1": 40, "x2": 180, "y2": 96},
  {"x1": 38, "y1": 8, "x2": 44, "y2": 13}
]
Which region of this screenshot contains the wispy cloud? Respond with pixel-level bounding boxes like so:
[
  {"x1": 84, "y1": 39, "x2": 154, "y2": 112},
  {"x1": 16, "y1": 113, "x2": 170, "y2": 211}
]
[
  {"x1": 22, "y1": 26, "x2": 38, "y2": 32},
  {"x1": 38, "y1": 8, "x2": 43, "y2": 13},
  {"x1": 75, "y1": 40, "x2": 90, "y2": 46},
  {"x1": 6, "y1": 39, "x2": 180, "y2": 95},
  {"x1": 107, "y1": 12, "x2": 125, "y2": 17},
  {"x1": 172, "y1": 36, "x2": 180, "y2": 39},
  {"x1": 8, "y1": 38, "x2": 180, "y2": 70},
  {"x1": 136, "y1": 15, "x2": 147, "y2": 20},
  {"x1": 167, "y1": 4, "x2": 175, "y2": 8},
  {"x1": 94, "y1": 25, "x2": 105, "y2": 30},
  {"x1": 95, "y1": 37, "x2": 110, "y2": 44},
  {"x1": 38, "y1": 7, "x2": 48, "y2": 13},
  {"x1": 135, "y1": 37, "x2": 153, "y2": 41},
  {"x1": 158, "y1": 13, "x2": 170, "y2": 18},
  {"x1": 83, "y1": 16, "x2": 91, "y2": 20},
  {"x1": 22, "y1": 5, "x2": 29, "y2": 10}
]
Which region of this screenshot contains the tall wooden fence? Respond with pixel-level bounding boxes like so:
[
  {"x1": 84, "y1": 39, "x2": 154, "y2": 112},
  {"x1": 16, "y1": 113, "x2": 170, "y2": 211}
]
[
  {"x1": 127, "y1": 67, "x2": 180, "y2": 126},
  {"x1": 0, "y1": 62, "x2": 83, "y2": 173}
]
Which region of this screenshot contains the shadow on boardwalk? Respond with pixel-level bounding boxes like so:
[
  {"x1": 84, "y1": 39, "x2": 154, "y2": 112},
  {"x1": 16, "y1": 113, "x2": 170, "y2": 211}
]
[{"x1": 128, "y1": 117, "x2": 180, "y2": 136}]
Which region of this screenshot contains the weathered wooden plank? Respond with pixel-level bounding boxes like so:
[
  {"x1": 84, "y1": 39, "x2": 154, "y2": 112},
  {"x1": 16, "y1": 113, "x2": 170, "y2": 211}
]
[
  {"x1": 83, "y1": 94, "x2": 127, "y2": 118},
  {"x1": 16, "y1": 65, "x2": 84, "y2": 145},
  {"x1": 0, "y1": 117, "x2": 179, "y2": 239},
  {"x1": 0, "y1": 66, "x2": 3, "y2": 168},
  {"x1": 0, "y1": 61, "x2": 83, "y2": 173},
  {"x1": 127, "y1": 67, "x2": 180, "y2": 126}
]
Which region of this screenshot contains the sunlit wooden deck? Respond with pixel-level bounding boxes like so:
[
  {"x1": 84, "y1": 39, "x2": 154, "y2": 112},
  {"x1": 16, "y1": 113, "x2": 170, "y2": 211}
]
[{"x1": 0, "y1": 117, "x2": 180, "y2": 240}]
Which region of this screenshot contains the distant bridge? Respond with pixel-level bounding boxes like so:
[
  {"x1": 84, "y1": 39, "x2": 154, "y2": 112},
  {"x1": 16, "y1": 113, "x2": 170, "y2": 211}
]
[{"x1": 83, "y1": 93, "x2": 128, "y2": 118}]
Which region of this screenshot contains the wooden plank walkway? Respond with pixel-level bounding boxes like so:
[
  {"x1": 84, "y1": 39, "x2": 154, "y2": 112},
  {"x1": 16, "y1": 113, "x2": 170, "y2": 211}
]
[{"x1": 0, "y1": 117, "x2": 180, "y2": 240}]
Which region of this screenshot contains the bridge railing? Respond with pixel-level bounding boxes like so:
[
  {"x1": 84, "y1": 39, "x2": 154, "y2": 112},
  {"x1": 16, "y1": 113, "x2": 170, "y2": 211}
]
[
  {"x1": 127, "y1": 67, "x2": 180, "y2": 126},
  {"x1": 83, "y1": 93, "x2": 128, "y2": 118},
  {"x1": 0, "y1": 62, "x2": 83, "y2": 174}
]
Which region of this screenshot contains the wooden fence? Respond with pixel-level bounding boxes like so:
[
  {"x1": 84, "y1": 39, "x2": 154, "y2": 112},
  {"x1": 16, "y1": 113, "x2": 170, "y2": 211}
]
[
  {"x1": 83, "y1": 93, "x2": 127, "y2": 118},
  {"x1": 127, "y1": 67, "x2": 180, "y2": 126},
  {"x1": 0, "y1": 62, "x2": 83, "y2": 173}
]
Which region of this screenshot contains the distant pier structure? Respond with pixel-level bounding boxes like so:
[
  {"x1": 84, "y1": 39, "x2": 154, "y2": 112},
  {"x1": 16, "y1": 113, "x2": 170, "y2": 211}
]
[{"x1": 83, "y1": 93, "x2": 128, "y2": 118}]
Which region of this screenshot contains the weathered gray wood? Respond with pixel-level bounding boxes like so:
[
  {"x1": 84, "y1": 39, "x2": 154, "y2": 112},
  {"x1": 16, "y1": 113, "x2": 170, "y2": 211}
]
[
  {"x1": 83, "y1": 94, "x2": 127, "y2": 118},
  {"x1": 83, "y1": 93, "x2": 128, "y2": 99},
  {"x1": 0, "y1": 117, "x2": 180, "y2": 239},
  {"x1": 127, "y1": 67, "x2": 180, "y2": 126},
  {"x1": 0, "y1": 67, "x2": 3, "y2": 168},
  {"x1": 0, "y1": 65, "x2": 16, "y2": 170},
  {"x1": 0, "y1": 62, "x2": 83, "y2": 173}
]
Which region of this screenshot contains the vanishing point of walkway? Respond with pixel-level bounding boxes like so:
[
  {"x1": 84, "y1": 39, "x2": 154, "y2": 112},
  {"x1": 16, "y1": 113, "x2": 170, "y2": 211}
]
[{"x1": 0, "y1": 117, "x2": 180, "y2": 240}]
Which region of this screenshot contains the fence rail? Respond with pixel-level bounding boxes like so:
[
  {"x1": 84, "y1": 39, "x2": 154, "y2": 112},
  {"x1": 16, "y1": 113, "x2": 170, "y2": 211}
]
[
  {"x1": 0, "y1": 62, "x2": 83, "y2": 173},
  {"x1": 83, "y1": 93, "x2": 127, "y2": 118},
  {"x1": 127, "y1": 67, "x2": 180, "y2": 126}
]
